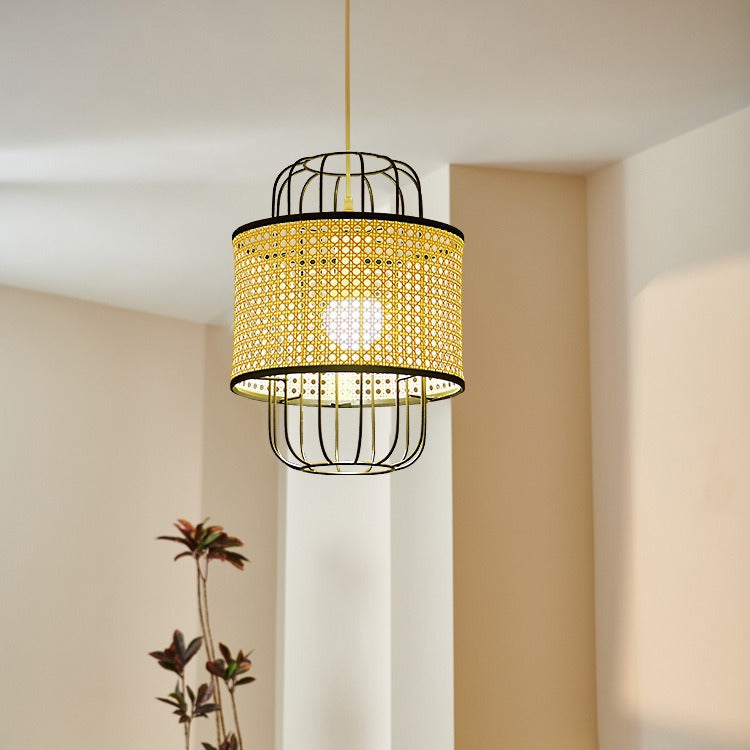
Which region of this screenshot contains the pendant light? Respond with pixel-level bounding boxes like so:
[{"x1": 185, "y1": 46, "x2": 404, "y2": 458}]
[{"x1": 230, "y1": 0, "x2": 464, "y2": 475}]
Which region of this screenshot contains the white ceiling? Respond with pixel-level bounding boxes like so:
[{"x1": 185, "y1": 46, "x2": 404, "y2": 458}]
[{"x1": 2, "y1": 0, "x2": 749, "y2": 323}]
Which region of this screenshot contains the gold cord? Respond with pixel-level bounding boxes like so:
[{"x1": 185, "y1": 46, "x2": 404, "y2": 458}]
[{"x1": 344, "y1": 0, "x2": 353, "y2": 210}]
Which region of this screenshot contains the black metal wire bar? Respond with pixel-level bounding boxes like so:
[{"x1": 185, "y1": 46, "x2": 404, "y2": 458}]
[
  {"x1": 281, "y1": 375, "x2": 309, "y2": 467},
  {"x1": 275, "y1": 166, "x2": 307, "y2": 216},
  {"x1": 353, "y1": 372, "x2": 364, "y2": 464},
  {"x1": 268, "y1": 379, "x2": 279, "y2": 456},
  {"x1": 334, "y1": 372, "x2": 340, "y2": 469},
  {"x1": 333, "y1": 175, "x2": 343, "y2": 211},
  {"x1": 363, "y1": 174, "x2": 375, "y2": 212},
  {"x1": 317, "y1": 372, "x2": 335, "y2": 465},
  {"x1": 401, "y1": 377, "x2": 411, "y2": 464},
  {"x1": 379, "y1": 172, "x2": 406, "y2": 215},
  {"x1": 298, "y1": 459, "x2": 394, "y2": 475},
  {"x1": 398, "y1": 379, "x2": 428, "y2": 468},
  {"x1": 393, "y1": 160, "x2": 423, "y2": 217},
  {"x1": 298, "y1": 173, "x2": 320, "y2": 214},
  {"x1": 271, "y1": 162, "x2": 295, "y2": 217},
  {"x1": 318, "y1": 153, "x2": 332, "y2": 212},
  {"x1": 369, "y1": 374, "x2": 376, "y2": 467},
  {"x1": 268, "y1": 379, "x2": 307, "y2": 470},
  {"x1": 279, "y1": 158, "x2": 307, "y2": 216},
  {"x1": 298, "y1": 377, "x2": 307, "y2": 465},
  {"x1": 379, "y1": 155, "x2": 402, "y2": 214},
  {"x1": 297, "y1": 151, "x2": 400, "y2": 176},
  {"x1": 376, "y1": 376, "x2": 403, "y2": 466},
  {"x1": 358, "y1": 152, "x2": 366, "y2": 212}
]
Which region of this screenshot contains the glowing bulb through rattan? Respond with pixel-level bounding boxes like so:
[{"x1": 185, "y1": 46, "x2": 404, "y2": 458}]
[{"x1": 323, "y1": 297, "x2": 384, "y2": 350}]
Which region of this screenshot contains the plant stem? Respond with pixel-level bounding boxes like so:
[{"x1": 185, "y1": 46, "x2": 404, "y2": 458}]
[
  {"x1": 229, "y1": 688, "x2": 244, "y2": 750},
  {"x1": 201, "y1": 567, "x2": 228, "y2": 738},
  {"x1": 181, "y1": 674, "x2": 191, "y2": 750},
  {"x1": 196, "y1": 560, "x2": 226, "y2": 744}
]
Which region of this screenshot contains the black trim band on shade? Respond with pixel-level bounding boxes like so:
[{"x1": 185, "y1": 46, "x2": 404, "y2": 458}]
[
  {"x1": 232, "y1": 211, "x2": 464, "y2": 242},
  {"x1": 230, "y1": 365, "x2": 465, "y2": 401}
]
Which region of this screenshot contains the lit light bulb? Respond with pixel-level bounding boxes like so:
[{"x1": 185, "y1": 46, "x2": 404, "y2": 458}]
[{"x1": 323, "y1": 297, "x2": 384, "y2": 350}]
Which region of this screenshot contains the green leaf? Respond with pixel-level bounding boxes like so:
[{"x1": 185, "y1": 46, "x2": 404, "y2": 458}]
[
  {"x1": 235, "y1": 676, "x2": 256, "y2": 686},
  {"x1": 200, "y1": 530, "x2": 222, "y2": 549}
]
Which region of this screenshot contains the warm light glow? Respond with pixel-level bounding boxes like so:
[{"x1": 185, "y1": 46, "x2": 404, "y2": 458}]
[{"x1": 323, "y1": 297, "x2": 384, "y2": 350}]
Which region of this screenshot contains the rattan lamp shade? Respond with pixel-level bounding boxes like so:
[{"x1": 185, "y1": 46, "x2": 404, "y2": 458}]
[
  {"x1": 230, "y1": 152, "x2": 464, "y2": 474},
  {"x1": 231, "y1": 213, "x2": 463, "y2": 406}
]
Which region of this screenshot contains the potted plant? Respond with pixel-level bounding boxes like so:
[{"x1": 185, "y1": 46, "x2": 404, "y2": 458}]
[{"x1": 149, "y1": 519, "x2": 256, "y2": 750}]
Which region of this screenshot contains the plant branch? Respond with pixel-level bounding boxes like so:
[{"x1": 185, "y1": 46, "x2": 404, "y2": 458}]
[
  {"x1": 229, "y1": 688, "x2": 244, "y2": 750},
  {"x1": 180, "y1": 674, "x2": 191, "y2": 750},
  {"x1": 201, "y1": 568, "x2": 228, "y2": 738},
  {"x1": 196, "y1": 560, "x2": 226, "y2": 744}
]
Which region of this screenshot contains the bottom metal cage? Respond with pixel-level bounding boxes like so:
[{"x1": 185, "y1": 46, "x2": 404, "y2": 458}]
[{"x1": 266, "y1": 372, "x2": 428, "y2": 475}]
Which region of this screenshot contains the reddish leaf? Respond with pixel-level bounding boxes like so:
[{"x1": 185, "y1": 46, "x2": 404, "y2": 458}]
[
  {"x1": 194, "y1": 703, "x2": 219, "y2": 717},
  {"x1": 156, "y1": 697, "x2": 181, "y2": 708},
  {"x1": 159, "y1": 518, "x2": 247, "y2": 568},
  {"x1": 205, "y1": 659, "x2": 226, "y2": 678},
  {"x1": 156, "y1": 535, "x2": 189, "y2": 544},
  {"x1": 174, "y1": 630, "x2": 186, "y2": 658},
  {"x1": 184, "y1": 636, "x2": 203, "y2": 663}
]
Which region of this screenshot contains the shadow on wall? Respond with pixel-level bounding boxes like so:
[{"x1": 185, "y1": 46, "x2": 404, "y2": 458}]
[{"x1": 589, "y1": 107, "x2": 750, "y2": 750}]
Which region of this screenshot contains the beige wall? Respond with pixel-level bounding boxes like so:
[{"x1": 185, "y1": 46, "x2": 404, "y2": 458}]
[
  {"x1": 451, "y1": 166, "x2": 597, "y2": 750},
  {"x1": 0, "y1": 286, "x2": 277, "y2": 749},
  {"x1": 588, "y1": 106, "x2": 750, "y2": 750}
]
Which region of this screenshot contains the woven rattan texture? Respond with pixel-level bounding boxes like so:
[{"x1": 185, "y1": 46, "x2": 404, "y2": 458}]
[{"x1": 232, "y1": 216, "x2": 463, "y2": 404}]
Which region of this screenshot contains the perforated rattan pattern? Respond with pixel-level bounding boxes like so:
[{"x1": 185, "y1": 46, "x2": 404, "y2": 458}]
[{"x1": 232, "y1": 216, "x2": 463, "y2": 404}]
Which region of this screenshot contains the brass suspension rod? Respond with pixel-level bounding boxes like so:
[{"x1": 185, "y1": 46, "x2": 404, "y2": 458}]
[{"x1": 344, "y1": 0, "x2": 353, "y2": 210}]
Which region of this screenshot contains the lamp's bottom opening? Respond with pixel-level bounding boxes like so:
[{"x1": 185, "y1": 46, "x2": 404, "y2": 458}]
[
  {"x1": 231, "y1": 368, "x2": 463, "y2": 406},
  {"x1": 299, "y1": 462, "x2": 396, "y2": 476}
]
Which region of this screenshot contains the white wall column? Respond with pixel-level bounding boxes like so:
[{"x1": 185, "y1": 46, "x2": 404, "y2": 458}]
[
  {"x1": 276, "y1": 410, "x2": 393, "y2": 750},
  {"x1": 391, "y1": 399, "x2": 455, "y2": 750}
]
